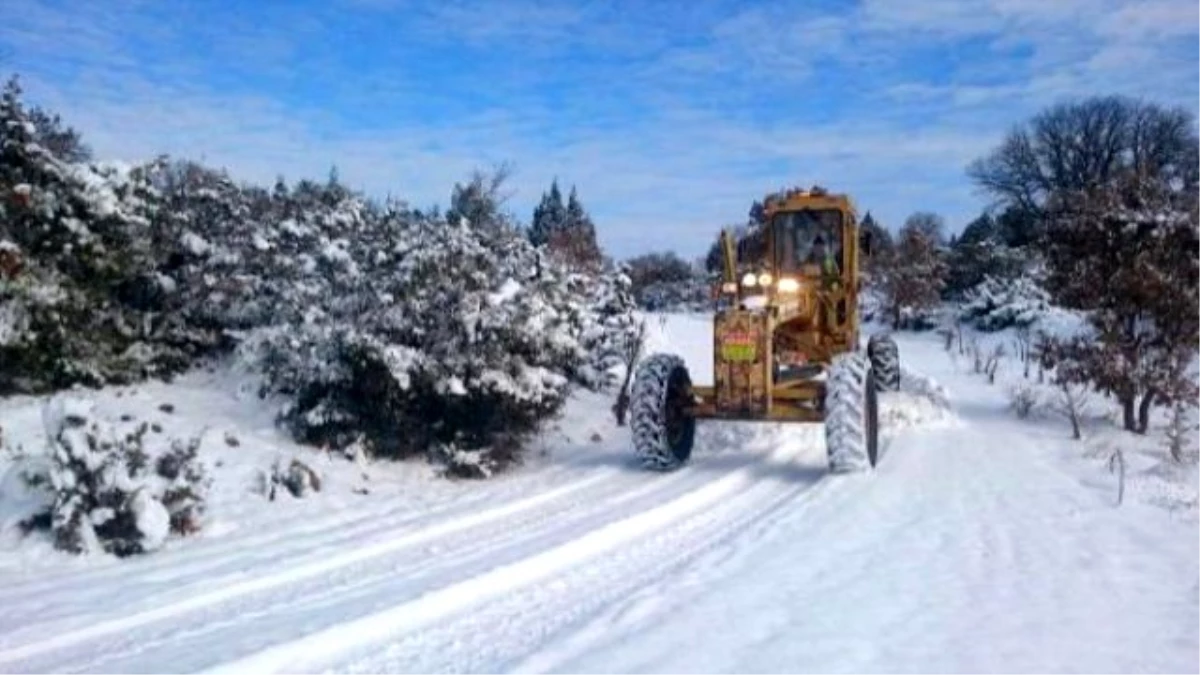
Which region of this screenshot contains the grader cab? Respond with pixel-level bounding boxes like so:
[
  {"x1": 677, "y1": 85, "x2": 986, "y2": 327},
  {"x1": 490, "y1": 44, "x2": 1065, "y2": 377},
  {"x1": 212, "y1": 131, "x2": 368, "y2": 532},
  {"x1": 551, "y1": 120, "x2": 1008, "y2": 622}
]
[{"x1": 629, "y1": 186, "x2": 900, "y2": 473}]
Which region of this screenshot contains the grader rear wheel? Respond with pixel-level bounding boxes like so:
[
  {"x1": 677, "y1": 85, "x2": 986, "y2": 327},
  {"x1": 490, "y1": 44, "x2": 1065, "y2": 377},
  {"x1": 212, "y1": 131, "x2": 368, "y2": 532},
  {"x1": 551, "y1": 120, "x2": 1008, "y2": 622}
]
[
  {"x1": 824, "y1": 351, "x2": 880, "y2": 472},
  {"x1": 630, "y1": 353, "x2": 697, "y2": 471}
]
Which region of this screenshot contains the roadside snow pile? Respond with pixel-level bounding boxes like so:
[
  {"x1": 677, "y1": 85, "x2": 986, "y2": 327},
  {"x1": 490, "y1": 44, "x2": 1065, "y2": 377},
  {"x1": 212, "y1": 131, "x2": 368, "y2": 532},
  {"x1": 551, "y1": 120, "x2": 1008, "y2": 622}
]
[
  {"x1": 879, "y1": 365, "x2": 958, "y2": 432},
  {"x1": 1, "y1": 396, "x2": 210, "y2": 556},
  {"x1": 1127, "y1": 459, "x2": 1199, "y2": 512}
]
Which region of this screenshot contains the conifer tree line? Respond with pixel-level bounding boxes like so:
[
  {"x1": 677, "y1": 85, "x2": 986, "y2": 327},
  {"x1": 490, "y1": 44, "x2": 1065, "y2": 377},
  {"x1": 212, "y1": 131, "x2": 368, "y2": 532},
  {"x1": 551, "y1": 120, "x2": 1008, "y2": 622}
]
[{"x1": 528, "y1": 179, "x2": 603, "y2": 272}]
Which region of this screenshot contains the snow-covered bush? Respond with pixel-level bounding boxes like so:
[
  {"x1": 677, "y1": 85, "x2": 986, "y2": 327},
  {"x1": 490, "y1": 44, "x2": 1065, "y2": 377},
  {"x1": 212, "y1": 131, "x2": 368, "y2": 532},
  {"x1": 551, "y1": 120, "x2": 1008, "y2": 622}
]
[
  {"x1": 577, "y1": 263, "x2": 641, "y2": 389},
  {"x1": 1007, "y1": 382, "x2": 1042, "y2": 419},
  {"x1": 959, "y1": 275, "x2": 1052, "y2": 331},
  {"x1": 265, "y1": 458, "x2": 322, "y2": 499},
  {"x1": 12, "y1": 397, "x2": 210, "y2": 556},
  {"x1": 635, "y1": 277, "x2": 712, "y2": 312},
  {"x1": 1, "y1": 78, "x2": 643, "y2": 478},
  {"x1": 0, "y1": 78, "x2": 219, "y2": 394},
  {"x1": 244, "y1": 214, "x2": 628, "y2": 477}
]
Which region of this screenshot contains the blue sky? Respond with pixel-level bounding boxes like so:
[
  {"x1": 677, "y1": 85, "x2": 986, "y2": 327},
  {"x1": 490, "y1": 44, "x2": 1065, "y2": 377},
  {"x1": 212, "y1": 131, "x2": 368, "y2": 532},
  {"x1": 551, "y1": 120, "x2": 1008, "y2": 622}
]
[{"x1": 3, "y1": 0, "x2": 1197, "y2": 260}]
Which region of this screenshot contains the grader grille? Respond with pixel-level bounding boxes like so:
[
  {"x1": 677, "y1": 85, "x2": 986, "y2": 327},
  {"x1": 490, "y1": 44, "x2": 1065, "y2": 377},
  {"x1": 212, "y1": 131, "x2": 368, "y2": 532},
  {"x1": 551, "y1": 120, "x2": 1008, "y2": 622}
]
[{"x1": 712, "y1": 310, "x2": 772, "y2": 417}]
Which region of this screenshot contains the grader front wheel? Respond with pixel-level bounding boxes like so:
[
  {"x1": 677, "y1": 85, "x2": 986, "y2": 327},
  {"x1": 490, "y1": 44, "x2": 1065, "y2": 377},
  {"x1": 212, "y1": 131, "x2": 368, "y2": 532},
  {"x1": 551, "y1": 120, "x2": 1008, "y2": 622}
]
[
  {"x1": 630, "y1": 353, "x2": 697, "y2": 471},
  {"x1": 824, "y1": 351, "x2": 880, "y2": 472},
  {"x1": 868, "y1": 333, "x2": 900, "y2": 392}
]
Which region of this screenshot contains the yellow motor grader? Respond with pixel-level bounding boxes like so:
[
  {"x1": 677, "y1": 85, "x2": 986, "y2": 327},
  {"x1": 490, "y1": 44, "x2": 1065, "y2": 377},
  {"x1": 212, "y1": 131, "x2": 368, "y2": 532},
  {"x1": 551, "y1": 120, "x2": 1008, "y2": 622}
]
[{"x1": 629, "y1": 186, "x2": 900, "y2": 472}]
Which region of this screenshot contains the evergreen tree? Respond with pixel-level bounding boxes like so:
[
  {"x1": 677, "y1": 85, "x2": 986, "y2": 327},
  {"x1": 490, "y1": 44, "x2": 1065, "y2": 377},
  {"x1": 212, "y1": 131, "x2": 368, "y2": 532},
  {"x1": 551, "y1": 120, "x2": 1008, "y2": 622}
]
[
  {"x1": 858, "y1": 211, "x2": 894, "y2": 274},
  {"x1": 547, "y1": 185, "x2": 603, "y2": 270},
  {"x1": 944, "y1": 211, "x2": 1026, "y2": 299},
  {"x1": 529, "y1": 179, "x2": 567, "y2": 246}
]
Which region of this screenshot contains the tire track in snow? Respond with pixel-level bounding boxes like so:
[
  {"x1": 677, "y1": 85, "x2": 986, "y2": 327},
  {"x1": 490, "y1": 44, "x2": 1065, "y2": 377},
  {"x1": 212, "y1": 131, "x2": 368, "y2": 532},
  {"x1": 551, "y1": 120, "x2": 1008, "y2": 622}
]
[
  {"x1": 352, "y1": 442, "x2": 838, "y2": 674},
  {"x1": 0, "y1": 467, "x2": 624, "y2": 670},
  {"x1": 46, "y1": 462, "x2": 710, "y2": 673},
  {"x1": 198, "y1": 427, "x2": 824, "y2": 674},
  {"x1": 2, "y1": 461, "x2": 600, "y2": 609},
  {"x1": 2, "y1": 432, "x2": 790, "y2": 673}
]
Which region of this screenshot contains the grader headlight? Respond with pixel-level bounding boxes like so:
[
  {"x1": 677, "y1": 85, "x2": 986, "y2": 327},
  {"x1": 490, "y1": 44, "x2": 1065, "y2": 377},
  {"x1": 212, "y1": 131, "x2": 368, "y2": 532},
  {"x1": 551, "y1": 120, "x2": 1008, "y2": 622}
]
[
  {"x1": 757, "y1": 272, "x2": 773, "y2": 287},
  {"x1": 741, "y1": 272, "x2": 758, "y2": 287},
  {"x1": 777, "y1": 277, "x2": 801, "y2": 293}
]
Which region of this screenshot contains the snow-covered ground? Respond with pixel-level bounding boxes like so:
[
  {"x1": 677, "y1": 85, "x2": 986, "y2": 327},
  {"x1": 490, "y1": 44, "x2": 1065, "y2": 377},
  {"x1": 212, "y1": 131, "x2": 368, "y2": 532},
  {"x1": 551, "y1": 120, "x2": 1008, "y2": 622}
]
[{"x1": 0, "y1": 314, "x2": 1195, "y2": 673}]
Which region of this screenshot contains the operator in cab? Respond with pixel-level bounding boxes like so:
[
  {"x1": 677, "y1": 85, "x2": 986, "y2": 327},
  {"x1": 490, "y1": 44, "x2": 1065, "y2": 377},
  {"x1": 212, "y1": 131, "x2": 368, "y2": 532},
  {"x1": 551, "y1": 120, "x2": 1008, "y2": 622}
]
[{"x1": 776, "y1": 209, "x2": 842, "y2": 285}]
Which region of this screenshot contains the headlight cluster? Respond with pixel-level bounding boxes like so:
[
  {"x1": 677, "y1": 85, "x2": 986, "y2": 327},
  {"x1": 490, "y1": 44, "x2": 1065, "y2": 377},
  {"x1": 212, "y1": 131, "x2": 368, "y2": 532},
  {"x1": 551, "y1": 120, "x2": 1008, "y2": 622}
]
[
  {"x1": 741, "y1": 272, "x2": 774, "y2": 287},
  {"x1": 740, "y1": 273, "x2": 803, "y2": 293}
]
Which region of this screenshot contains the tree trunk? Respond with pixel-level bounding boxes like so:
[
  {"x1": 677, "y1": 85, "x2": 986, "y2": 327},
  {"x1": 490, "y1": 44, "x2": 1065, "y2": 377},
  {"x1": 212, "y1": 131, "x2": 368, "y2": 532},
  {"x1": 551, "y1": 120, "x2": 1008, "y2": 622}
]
[
  {"x1": 1121, "y1": 395, "x2": 1136, "y2": 432},
  {"x1": 1136, "y1": 388, "x2": 1158, "y2": 435}
]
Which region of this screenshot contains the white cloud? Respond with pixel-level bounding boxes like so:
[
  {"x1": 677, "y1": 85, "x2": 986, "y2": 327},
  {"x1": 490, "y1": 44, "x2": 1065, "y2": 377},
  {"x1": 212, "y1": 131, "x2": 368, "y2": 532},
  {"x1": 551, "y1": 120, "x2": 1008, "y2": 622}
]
[
  {"x1": 1, "y1": 0, "x2": 1195, "y2": 261},
  {"x1": 1096, "y1": 0, "x2": 1200, "y2": 38}
]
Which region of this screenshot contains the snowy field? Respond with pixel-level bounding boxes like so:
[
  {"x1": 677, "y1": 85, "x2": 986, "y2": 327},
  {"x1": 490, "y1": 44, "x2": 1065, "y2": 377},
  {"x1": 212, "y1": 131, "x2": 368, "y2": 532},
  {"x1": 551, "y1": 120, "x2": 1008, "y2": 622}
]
[{"x1": 0, "y1": 313, "x2": 1196, "y2": 673}]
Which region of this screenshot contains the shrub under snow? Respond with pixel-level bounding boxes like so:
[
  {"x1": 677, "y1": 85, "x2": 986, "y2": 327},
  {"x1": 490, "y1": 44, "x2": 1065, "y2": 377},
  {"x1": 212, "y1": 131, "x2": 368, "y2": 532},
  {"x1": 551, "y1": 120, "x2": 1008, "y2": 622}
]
[
  {"x1": 0, "y1": 80, "x2": 219, "y2": 394},
  {"x1": 246, "y1": 217, "x2": 638, "y2": 477},
  {"x1": 959, "y1": 274, "x2": 1052, "y2": 331},
  {"x1": 11, "y1": 396, "x2": 210, "y2": 556},
  {"x1": 1, "y1": 77, "x2": 643, "y2": 480},
  {"x1": 635, "y1": 278, "x2": 713, "y2": 313}
]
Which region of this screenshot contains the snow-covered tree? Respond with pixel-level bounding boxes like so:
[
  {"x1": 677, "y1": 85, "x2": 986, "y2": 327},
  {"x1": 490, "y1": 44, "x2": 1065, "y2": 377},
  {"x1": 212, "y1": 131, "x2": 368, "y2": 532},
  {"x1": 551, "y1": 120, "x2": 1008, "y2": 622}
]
[
  {"x1": 530, "y1": 180, "x2": 603, "y2": 271},
  {"x1": 943, "y1": 211, "x2": 1031, "y2": 300},
  {"x1": 547, "y1": 186, "x2": 603, "y2": 271},
  {"x1": 1039, "y1": 170, "x2": 1199, "y2": 434},
  {"x1": 858, "y1": 211, "x2": 894, "y2": 277},
  {"x1": 234, "y1": 169, "x2": 640, "y2": 477},
  {"x1": 877, "y1": 212, "x2": 948, "y2": 330},
  {"x1": 0, "y1": 78, "x2": 214, "y2": 393},
  {"x1": 577, "y1": 262, "x2": 641, "y2": 388},
  {"x1": 446, "y1": 164, "x2": 517, "y2": 232}
]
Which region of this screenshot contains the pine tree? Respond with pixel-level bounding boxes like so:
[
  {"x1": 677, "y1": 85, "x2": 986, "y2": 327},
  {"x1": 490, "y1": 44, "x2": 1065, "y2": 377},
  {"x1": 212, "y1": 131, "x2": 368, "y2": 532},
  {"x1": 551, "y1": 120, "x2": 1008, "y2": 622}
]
[
  {"x1": 944, "y1": 211, "x2": 1028, "y2": 299},
  {"x1": 858, "y1": 211, "x2": 894, "y2": 275},
  {"x1": 529, "y1": 179, "x2": 567, "y2": 246},
  {"x1": 547, "y1": 185, "x2": 603, "y2": 270}
]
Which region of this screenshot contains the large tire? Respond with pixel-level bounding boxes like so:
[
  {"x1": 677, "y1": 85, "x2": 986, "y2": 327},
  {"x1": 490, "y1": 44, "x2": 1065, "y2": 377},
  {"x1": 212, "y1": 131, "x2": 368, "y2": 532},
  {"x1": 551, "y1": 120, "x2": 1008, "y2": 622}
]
[
  {"x1": 867, "y1": 333, "x2": 900, "y2": 392},
  {"x1": 630, "y1": 353, "x2": 697, "y2": 471},
  {"x1": 824, "y1": 351, "x2": 880, "y2": 473}
]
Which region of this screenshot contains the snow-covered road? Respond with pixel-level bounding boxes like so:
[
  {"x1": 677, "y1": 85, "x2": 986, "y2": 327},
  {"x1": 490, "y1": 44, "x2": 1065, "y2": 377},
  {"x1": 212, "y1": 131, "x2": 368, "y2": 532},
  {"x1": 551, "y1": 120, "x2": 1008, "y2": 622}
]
[{"x1": 0, "y1": 317, "x2": 1195, "y2": 673}]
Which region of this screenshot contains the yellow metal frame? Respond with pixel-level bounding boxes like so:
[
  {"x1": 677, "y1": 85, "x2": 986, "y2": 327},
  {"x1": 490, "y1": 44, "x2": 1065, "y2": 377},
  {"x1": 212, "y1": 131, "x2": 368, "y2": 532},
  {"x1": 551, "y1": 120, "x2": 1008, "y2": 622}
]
[{"x1": 699, "y1": 185, "x2": 862, "y2": 423}]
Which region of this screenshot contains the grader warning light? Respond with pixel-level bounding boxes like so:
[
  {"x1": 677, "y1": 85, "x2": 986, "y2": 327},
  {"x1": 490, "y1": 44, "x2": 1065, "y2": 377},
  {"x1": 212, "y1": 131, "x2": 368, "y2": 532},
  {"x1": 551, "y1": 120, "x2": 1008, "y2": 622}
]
[{"x1": 628, "y1": 186, "x2": 901, "y2": 473}]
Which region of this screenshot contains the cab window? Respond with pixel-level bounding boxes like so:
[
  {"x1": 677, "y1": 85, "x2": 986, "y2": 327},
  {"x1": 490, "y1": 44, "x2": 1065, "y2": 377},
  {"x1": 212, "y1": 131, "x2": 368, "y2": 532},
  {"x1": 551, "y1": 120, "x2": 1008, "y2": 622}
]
[{"x1": 772, "y1": 209, "x2": 844, "y2": 274}]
